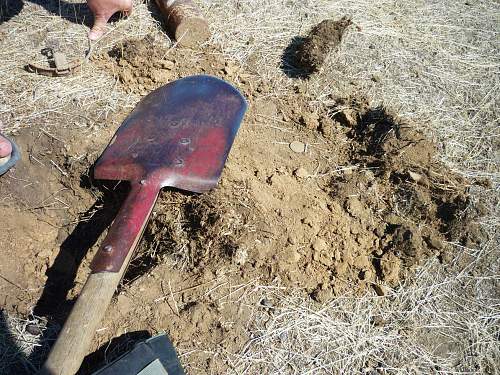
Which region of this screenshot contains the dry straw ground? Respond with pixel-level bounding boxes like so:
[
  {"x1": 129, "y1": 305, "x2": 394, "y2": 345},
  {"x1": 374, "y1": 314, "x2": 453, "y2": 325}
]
[{"x1": 1, "y1": 0, "x2": 499, "y2": 374}]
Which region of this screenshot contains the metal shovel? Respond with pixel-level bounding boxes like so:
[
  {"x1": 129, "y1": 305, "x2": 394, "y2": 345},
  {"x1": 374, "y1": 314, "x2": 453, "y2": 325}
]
[{"x1": 40, "y1": 75, "x2": 247, "y2": 375}]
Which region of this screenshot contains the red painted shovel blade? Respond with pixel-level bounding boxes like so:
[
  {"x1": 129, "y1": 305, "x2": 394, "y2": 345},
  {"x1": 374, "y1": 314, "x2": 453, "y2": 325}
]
[{"x1": 94, "y1": 75, "x2": 247, "y2": 192}]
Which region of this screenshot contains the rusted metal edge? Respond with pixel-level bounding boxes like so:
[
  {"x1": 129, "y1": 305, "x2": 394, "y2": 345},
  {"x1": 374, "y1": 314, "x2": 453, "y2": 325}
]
[{"x1": 26, "y1": 60, "x2": 82, "y2": 77}]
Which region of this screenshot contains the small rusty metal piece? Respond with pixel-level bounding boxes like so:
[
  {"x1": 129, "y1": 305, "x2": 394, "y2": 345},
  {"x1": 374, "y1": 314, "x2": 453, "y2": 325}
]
[{"x1": 26, "y1": 48, "x2": 82, "y2": 77}]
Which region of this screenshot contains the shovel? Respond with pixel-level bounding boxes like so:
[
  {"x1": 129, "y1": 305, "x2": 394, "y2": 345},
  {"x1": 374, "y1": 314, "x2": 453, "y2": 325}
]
[{"x1": 40, "y1": 75, "x2": 247, "y2": 375}]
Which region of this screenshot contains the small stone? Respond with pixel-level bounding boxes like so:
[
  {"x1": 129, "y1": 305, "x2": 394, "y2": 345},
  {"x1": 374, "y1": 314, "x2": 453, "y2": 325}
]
[
  {"x1": 345, "y1": 197, "x2": 365, "y2": 219},
  {"x1": 342, "y1": 109, "x2": 358, "y2": 126},
  {"x1": 233, "y1": 247, "x2": 248, "y2": 265},
  {"x1": 287, "y1": 248, "x2": 302, "y2": 263},
  {"x1": 119, "y1": 70, "x2": 134, "y2": 84},
  {"x1": 312, "y1": 238, "x2": 327, "y2": 252},
  {"x1": 311, "y1": 285, "x2": 334, "y2": 303},
  {"x1": 288, "y1": 234, "x2": 298, "y2": 245},
  {"x1": 334, "y1": 249, "x2": 341, "y2": 260},
  {"x1": 380, "y1": 252, "x2": 401, "y2": 285},
  {"x1": 260, "y1": 298, "x2": 273, "y2": 308},
  {"x1": 353, "y1": 254, "x2": 370, "y2": 270},
  {"x1": 150, "y1": 69, "x2": 171, "y2": 83},
  {"x1": 370, "y1": 316, "x2": 386, "y2": 326},
  {"x1": 294, "y1": 167, "x2": 309, "y2": 178},
  {"x1": 160, "y1": 60, "x2": 175, "y2": 69},
  {"x1": 26, "y1": 324, "x2": 42, "y2": 335},
  {"x1": 425, "y1": 235, "x2": 443, "y2": 250},
  {"x1": 408, "y1": 170, "x2": 423, "y2": 183},
  {"x1": 117, "y1": 294, "x2": 133, "y2": 314},
  {"x1": 290, "y1": 141, "x2": 307, "y2": 153}
]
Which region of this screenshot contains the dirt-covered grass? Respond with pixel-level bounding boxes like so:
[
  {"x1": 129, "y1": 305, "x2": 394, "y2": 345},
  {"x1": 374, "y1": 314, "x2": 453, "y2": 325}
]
[{"x1": 0, "y1": 0, "x2": 498, "y2": 374}]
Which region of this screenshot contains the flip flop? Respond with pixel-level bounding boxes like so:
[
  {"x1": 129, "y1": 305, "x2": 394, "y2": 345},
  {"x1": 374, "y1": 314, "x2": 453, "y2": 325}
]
[{"x1": 0, "y1": 134, "x2": 20, "y2": 175}]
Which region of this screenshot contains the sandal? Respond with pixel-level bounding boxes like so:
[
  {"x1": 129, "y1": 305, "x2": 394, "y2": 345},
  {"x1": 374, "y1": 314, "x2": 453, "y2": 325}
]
[{"x1": 0, "y1": 134, "x2": 20, "y2": 175}]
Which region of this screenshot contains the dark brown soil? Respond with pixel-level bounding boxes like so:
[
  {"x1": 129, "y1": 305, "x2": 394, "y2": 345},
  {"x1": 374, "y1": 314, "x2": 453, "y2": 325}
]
[{"x1": 295, "y1": 17, "x2": 353, "y2": 74}]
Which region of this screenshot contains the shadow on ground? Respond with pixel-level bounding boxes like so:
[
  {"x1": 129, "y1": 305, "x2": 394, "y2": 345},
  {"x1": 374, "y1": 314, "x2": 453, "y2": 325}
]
[
  {"x1": 0, "y1": 311, "x2": 150, "y2": 374},
  {"x1": 0, "y1": 0, "x2": 93, "y2": 26},
  {"x1": 78, "y1": 330, "x2": 150, "y2": 375},
  {"x1": 280, "y1": 36, "x2": 311, "y2": 79}
]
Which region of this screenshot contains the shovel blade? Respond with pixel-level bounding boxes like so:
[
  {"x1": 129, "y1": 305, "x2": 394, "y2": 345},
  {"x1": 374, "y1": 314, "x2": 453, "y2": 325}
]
[{"x1": 94, "y1": 75, "x2": 246, "y2": 192}]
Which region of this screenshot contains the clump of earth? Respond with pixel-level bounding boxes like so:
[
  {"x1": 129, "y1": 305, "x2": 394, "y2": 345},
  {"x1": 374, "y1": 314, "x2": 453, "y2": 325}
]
[
  {"x1": 93, "y1": 36, "x2": 245, "y2": 96},
  {"x1": 294, "y1": 17, "x2": 353, "y2": 75}
]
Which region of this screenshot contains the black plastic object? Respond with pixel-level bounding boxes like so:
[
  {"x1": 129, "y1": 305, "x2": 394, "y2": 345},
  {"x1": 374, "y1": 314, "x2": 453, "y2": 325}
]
[{"x1": 91, "y1": 333, "x2": 184, "y2": 375}]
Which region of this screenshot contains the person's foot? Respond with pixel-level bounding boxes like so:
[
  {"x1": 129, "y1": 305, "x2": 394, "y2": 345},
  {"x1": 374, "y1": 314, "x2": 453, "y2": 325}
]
[
  {"x1": 0, "y1": 134, "x2": 12, "y2": 164},
  {"x1": 87, "y1": 0, "x2": 133, "y2": 40}
]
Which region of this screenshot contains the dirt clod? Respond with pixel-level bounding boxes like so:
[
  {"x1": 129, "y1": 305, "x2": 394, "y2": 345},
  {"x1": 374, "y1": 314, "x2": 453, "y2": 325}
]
[{"x1": 295, "y1": 17, "x2": 353, "y2": 74}]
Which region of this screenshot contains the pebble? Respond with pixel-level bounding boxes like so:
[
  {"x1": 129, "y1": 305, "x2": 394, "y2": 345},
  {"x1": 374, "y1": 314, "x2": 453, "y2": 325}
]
[
  {"x1": 293, "y1": 167, "x2": 309, "y2": 178},
  {"x1": 160, "y1": 60, "x2": 175, "y2": 69},
  {"x1": 289, "y1": 141, "x2": 307, "y2": 153},
  {"x1": 26, "y1": 324, "x2": 42, "y2": 335},
  {"x1": 312, "y1": 238, "x2": 327, "y2": 252},
  {"x1": 373, "y1": 284, "x2": 388, "y2": 296}
]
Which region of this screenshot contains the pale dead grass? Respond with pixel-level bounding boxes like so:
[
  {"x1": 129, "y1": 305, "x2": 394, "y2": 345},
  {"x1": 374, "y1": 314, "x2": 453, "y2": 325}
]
[
  {"x1": 0, "y1": 0, "x2": 160, "y2": 135},
  {"x1": 223, "y1": 252, "x2": 499, "y2": 374},
  {"x1": 205, "y1": 0, "x2": 500, "y2": 373},
  {"x1": 0, "y1": 0, "x2": 499, "y2": 374},
  {"x1": 207, "y1": 0, "x2": 500, "y2": 180}
]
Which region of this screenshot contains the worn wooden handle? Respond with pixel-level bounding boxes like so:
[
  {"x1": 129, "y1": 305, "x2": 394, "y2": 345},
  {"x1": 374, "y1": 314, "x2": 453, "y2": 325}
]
[
  {"x1": 155, "y1": 0, "x2": 210, "y2": 47},
  {"x1": 39, "y1": 272, "x2": 122, "y2": 375},
  {"x1": 40, "y1": 182, "x2": 159, "y2": 375}
]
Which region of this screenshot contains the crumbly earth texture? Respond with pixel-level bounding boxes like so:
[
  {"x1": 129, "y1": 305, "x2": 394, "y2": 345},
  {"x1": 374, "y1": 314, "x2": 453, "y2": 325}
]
[
  {"x1": 0, "y1": 37, "x2": 487, "y2": 373},
  {"x1": 295, "y1": 17, "x2": 353, "y2": 74}
]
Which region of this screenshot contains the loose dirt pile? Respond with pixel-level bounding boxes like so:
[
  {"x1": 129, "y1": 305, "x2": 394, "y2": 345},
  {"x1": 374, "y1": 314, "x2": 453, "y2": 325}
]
[
  {"x1": 137, "y1": 95, "x2": 486, "y2": 303},
  {"x1": 0, "y1": 36, "x2": 488, "y2": 373},
  {"x1": 91, "y1": 37, "x2": 486, "y2": 300},
  {"x1": 93, "y1": 36, "x2": 245, "y2": 96},
  {"x1": 294, "y1": 17, "x2": 352, "y2": 75}
]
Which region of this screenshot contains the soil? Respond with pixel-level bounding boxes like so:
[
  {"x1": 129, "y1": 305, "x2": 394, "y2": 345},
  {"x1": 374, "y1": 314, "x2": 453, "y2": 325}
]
[
  {"x1": 0, "y1": 37, "x2": 487, "y2": 373},
  {"x1": 295, "y1": 17, "x2": 353, "y2": 75}
]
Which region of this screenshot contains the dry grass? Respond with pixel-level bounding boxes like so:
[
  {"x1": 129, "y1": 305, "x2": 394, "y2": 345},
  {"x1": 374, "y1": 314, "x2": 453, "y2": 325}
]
[
  {"x1": 207, "y1": 1, "x2": 500, "y2": 373},
  {"x1": 0, "y1": 0, "x2": 159, "y2": 135},
  {"x1": 222, "y1": 253, "x2": 499, "y2": 374},
  {"x1": 0, "y1": 313, "x2": 58, "y2": 374},
  {"x1": 0, "y1": 0, "x2": 498, "y2": 374},
  {"x1": 208, "y1": 0, "x2": 499, "y2": 178}
]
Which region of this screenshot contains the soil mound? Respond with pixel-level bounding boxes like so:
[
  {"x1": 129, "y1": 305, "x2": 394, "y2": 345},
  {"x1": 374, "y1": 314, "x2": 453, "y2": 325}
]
[
  {"x1": 93, "y1": 37, "x2": 240, "y2": 96},
  {"x1": 90, "y1": 40, "x2": 484, "y2": 300},
  {"x1": 295, "y1": 17, "x2": 352, "y2": 75}
]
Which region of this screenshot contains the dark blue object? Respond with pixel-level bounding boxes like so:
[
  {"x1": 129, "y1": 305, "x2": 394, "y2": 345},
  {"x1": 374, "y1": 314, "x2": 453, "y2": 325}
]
[{"x1": 92, "y1": 333, "x2": 184, "y2": 375}]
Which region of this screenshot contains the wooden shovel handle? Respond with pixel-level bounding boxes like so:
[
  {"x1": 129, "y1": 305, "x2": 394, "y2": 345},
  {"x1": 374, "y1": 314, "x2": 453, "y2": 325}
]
[
  {"x1": 155, "y1": 0, "x2": 210, "y2": 47},
  {"x1": 40, "y1": 182, "x2": 159, "y2": 375}
]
